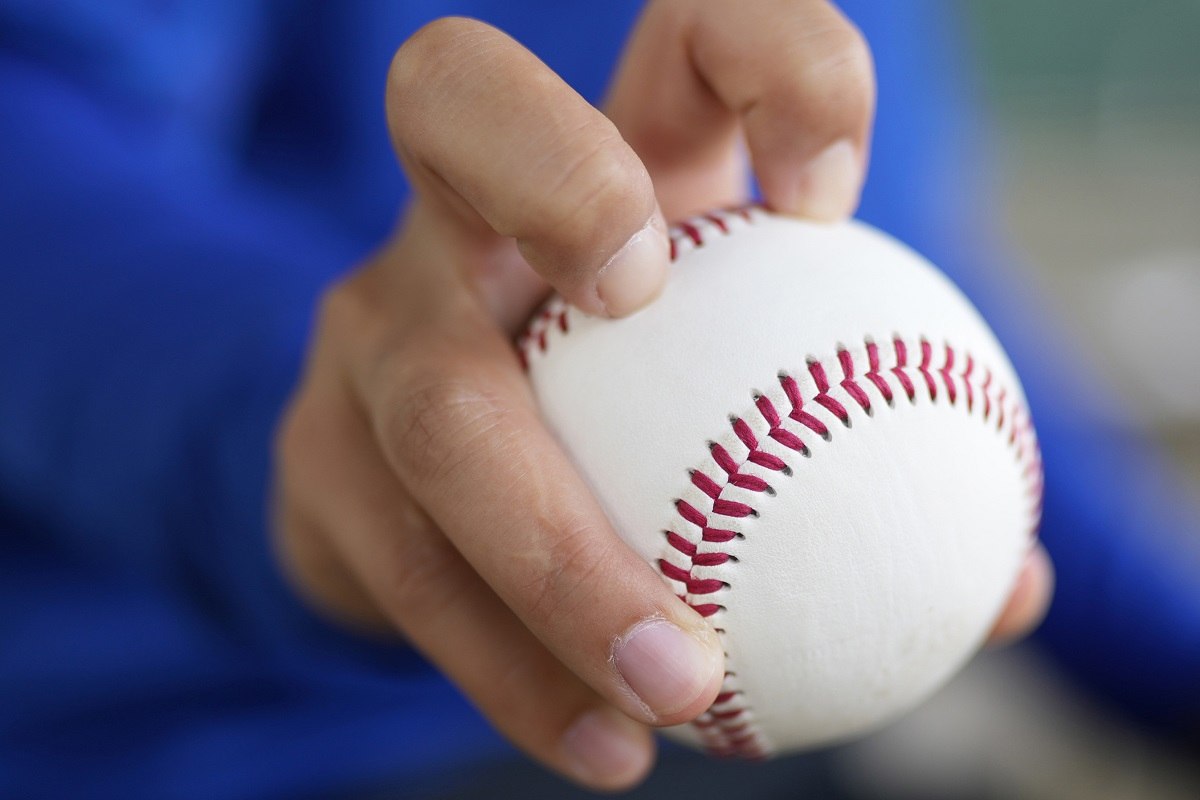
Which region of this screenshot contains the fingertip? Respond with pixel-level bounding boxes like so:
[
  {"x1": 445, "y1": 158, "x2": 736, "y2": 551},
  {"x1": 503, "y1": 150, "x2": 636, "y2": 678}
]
[
  {"x1": 768, "y1": 138, "x2": 864, "y2": 223},
  {"x1": 594, "y1": 210, "x2": 671, "y2": 318},
  {"x1": 561, "y1": 707, "x2": 656, "y2": 791},
  {"x1": 682, "y1": 619, "x2": 727, "y2": 721},
  {"x1": 612, "y1": 615, "x2": 724, "y2": 726},
  {"x1": 988, "y1": 543, "x2": 1055, "y2": 647}
]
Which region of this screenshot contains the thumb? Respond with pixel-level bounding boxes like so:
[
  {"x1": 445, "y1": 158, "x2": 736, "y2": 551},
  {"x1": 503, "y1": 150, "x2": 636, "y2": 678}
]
[{"x1": 386, "y1": 17, "x2": 670, "y2": 318}]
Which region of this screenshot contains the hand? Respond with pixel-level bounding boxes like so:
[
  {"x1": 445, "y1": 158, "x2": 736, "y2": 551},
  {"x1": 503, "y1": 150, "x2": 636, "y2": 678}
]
[{"x1": 273, "y1": 2, "x2": 1052, "y2": 790}]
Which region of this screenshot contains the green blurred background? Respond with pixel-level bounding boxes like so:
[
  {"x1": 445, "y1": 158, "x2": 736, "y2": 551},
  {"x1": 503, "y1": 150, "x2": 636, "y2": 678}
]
[
  {"x1": 968, "y1": 0, "x2": 1200, "y2": 484},
  {"x1": 835, "y1": 5, "x2": 1200, "y2": 798}
]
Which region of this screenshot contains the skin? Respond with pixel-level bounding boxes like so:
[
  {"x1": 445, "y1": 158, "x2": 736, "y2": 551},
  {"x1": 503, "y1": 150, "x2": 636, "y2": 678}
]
[{"x1": 273, "y1": 1, "x2": 1054, "y2": 791}]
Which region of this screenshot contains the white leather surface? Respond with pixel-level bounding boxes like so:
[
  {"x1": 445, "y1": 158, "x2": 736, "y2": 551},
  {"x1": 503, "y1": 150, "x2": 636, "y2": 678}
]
[{"x1": 524, "y1": 210, "x2": 1039, "y2": 755}]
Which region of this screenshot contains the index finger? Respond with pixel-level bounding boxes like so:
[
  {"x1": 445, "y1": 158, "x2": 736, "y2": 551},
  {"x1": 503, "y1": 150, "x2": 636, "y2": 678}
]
[{"x1": 386, "y1": 16, "x2": 670, "y2": 320}]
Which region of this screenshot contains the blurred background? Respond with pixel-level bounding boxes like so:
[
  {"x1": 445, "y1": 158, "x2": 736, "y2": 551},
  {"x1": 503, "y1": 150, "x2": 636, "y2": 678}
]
[
  {"x1": 970, "y1": 0, "x2": 1200, "y2": 487},
  {"x1": 846, "y1": 2, "x2": 1200, "y2": 798},
  {"x1": 2, "y1": 1, "x2": 1197, "y2": 798}
]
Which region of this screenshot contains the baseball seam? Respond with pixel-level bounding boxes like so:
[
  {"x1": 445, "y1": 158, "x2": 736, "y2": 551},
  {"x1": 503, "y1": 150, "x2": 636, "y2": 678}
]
[
  {"x1": 520, "y1": 206, "x2": 1043, "y2": 760},
  {"x1": 516, "y1": 206, "x2": 756, "y2": 367},
  {"x1": 664, "y1": 335, "x2": 1042, "y2": 759}
]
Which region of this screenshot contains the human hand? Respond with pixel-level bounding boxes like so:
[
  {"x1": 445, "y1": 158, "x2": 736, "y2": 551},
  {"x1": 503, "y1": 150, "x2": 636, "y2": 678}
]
[{"x1": 274, "y1": 2, "x2": 1052, "y2": 790}]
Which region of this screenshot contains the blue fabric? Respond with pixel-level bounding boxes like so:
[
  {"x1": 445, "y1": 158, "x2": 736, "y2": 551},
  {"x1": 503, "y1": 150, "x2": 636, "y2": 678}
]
[{"x1": 1, "y1": 1, "x2": 1198, "y2": 797}]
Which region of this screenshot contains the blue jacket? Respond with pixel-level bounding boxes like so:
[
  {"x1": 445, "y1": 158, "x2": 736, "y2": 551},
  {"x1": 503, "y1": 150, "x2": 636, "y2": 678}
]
[{"x1": 2, "y1": 2, "x2": 1198, "y2": 797}]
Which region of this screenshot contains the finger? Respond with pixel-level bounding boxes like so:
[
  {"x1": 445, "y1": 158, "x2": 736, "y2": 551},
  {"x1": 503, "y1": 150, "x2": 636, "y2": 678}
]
[
  {"x1": 987, "y1": 543, "x2": 1055, "y2": 646},
  {"x1": 386, "y1": 16, "x2": 669, "y2": 318},
  {"x1": 273, "y1": 501, "x2": 394, "y2": 634},
  {"x1": 278, "y1": 370, "x2": 656, "y2": 791},
  {"x1": 607, "y1": 0, "x2": 875, "y2": 221},
  {"x1": 345, "y1": 282, "x2": 725, "y2": 727}
]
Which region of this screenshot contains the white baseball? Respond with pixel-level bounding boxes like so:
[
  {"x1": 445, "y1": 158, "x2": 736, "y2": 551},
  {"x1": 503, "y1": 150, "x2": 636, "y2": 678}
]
[{"x1": 521, "y1": 208, "x2": 1042, "y2": 758}]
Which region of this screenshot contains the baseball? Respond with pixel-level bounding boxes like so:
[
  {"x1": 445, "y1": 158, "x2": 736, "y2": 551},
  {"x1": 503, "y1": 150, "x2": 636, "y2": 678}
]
[{"x1": 520, "y1": 207, "x2": 1042, "y2": 758}]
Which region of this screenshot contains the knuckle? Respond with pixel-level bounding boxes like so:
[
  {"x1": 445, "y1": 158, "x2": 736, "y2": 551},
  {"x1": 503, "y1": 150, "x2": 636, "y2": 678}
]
[
  {"x1": 826, "y1": 27, "x2": 875, "y2": 96},
  {"x1": 313, "y1": 279, "x2": 359, "y2": 339},
  {"x1": 281, "y1": 281, "x2": 382, "y2": 460},
  {"x1": 313, "y1": 275, "x2": 374, "y2": 347},
  {"x1": 376, "y1": 517, "x2": 462, "y2": 621},
  {"x1": 273, "y1": 395, "x2": 310, "y2": 476},
  {"x1": 273, "y1": 377, "x2": 337, "y2": 499},
  {"x1": 548, "y1": 131, "x2": 648, "y2": 216},
  {"x1": 312, "y1": 266, "x2": 403, "y2": 364},
  {"x1": 516, "y1": 133, "x2": 653, "y2": 276},
  {"x1": 794, "y1": 24, "x2": 875, "y2": 111},
  {"x1": 532, "y1": 130, "x2": 648, "y2": 232},
  {"x1": 270, "y1": 404, "x2": 392, "y2": 629},
  {"x1": 273, "y1": 507, "x2": 386, "y2": 630},
  {"x1": 382, "y1": 362, "x2": 515, "y2": 488}
]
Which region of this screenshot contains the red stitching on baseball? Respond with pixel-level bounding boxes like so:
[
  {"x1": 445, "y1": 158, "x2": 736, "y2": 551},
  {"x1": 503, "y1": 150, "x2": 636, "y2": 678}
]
[
  {"x1": 781, "y1": 374, "x2": 830, "y2": 439},
  {"x1": 838, "y1": 348, "x2": 873, "y2": 413},
  {"x1": 518, "y1": 206, "x2": 760, "y2": 366},
  {"x1": 982, "y1": 370, "x2": 994, "y2": 421},
  {"x1": 679, "y1": 220, "x2": 704, "y2": 247},
  {"x1": 519, "y1": 207, "x2": 1042, "y2": 760},
  {"x1": 918, "y1": 339, "x2": 938, "y2": 400},
  {"x1": 892, "y1": 338, "x2": 917, "y2": 401},
  {"x1": 962, "y1": 354, "x2": 975, "y2": 412},
  {"x1": 940, "y1": 343, "x2": 958, "y2": 405},
  {"x1": 691, "y1": 469, "x2": 723, "y2": 499},
  {"x1": 704, "y1": 212, "x2": 730, "y2": 233},
  {"x1": 663, "y1": 337, "x2": 1040, "y2": 759},
  {"x1": 864, "y1": 341, "x2": 894, "y2": 404},
  {"x1": 808, "y1": 359, "x2": 852, "y2": 425}
]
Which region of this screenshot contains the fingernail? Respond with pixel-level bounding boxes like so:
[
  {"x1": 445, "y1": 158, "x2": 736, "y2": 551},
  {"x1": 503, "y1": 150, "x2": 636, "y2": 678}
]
[
  {"x1": 595, "y1": 213, "x2": 669, "y2": 318},
  {"x1": 613, "y1": 618, "x2": 720, "y2": 719},
  {"x1": 795, "y1": 139, "x2": 862, "y2": 222},
  {"x1": 561, "y1": 708, "x2": 650, "y2": 788}
]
